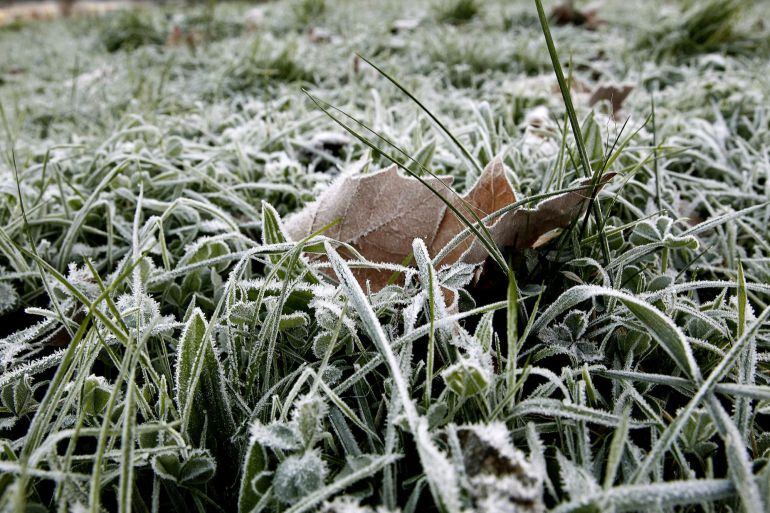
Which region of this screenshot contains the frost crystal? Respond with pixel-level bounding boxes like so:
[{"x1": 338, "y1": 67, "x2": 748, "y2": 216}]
[
  {"x1": 458, "y1": 423, "x2": 544, "y2": 513},
  {"x1": 249, "y1": 421, "x2": 300, "y2": 452},
  {"x1": 320, "y1": 495, "x2": 400, "y2": 513},
  {"x1": 113, "y1": 293, "x2": 175, "y2": 337},
  {"x1": 273, "y1": 450, "x2": 328, "y2": 504},
  {"x1": 292, "y1": 394, "x2": 328, "y2": 447},
  {"x1": 0, "y1": 282, "x2": 19, "y2": 315}
]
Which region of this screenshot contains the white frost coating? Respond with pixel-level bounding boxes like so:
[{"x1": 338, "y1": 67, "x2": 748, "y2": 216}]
[
  {"x1": 325, "y1": 242, "x2": 462, "y2": 512},
  {"x1": 458, "y1": 422, "x2": 545, "y2": 513}
]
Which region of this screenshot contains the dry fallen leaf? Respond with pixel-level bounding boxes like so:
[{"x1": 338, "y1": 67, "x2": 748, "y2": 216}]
[
  {"x1": 166, "y1": 25, "x2": 186, "y2": 46},
  {"x1": 166, "y1": 23, "x2": 202, "y2": 48},
  {"x1": 429, "y1": 158, "x2": 516, "y2": 267},
  {"x1": 550, "y1": 2, "x2": 603, "y2": 30},
  {"x1": 285, "y1": 165, "x2": 452, "y2": 275},
  {"x1": 588, "y1": 83, "x2": 634, "y2": 117},
  {"x1": 285, "y1": 158, "x2": 612, "y2": 291}
]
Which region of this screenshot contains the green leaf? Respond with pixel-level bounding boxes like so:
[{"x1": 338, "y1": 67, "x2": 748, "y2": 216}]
[
  {"x1": 175, "y1": 308, "x2": 234, "y2": 437},
  {"x1": 603, "y1": 406, "x2": 630, "y2": 489},
  {"x1": 179, "y1": 450, "x2": 217, "y2": 485},
  {"x1": 262, "y1": 201, "x2": 288, "y2": 268},
  {"x1": 582, "y1": 113, "x2": 604, "y2": 168},
  {"x1": 533, "y1": 285, "x2": 700, "y2": 380},
  {"x1": 239, "y1": 438, "x2": 269, "y2": 513},
  {"x1": 82, "y1": 376, "x2": 111, "y2": 417},
  {"x1": 152, "y1": 453, "x2": 182, "y2": 482},
  {"x1": 175, "y1": 308, "x2": 208, "y2": 424},
  {"x1": 442, "y1": 360, "x2": 489, "y2": 397},
  {"x1": 153, "y1": 449, "x2": 216, "y2": 485},
  {"x1": 324, "y1": 242, "x2": 461, "y2": 512}
]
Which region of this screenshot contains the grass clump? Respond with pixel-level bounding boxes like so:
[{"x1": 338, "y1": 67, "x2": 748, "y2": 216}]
[
  {"x1": 427, "y1": 35, "x2": 510, "y2": 87},
  {"x1": 100, "y1": 9, "x2": 165, "y2": 52},
  {"x1": 433, "y1": 0, "x2": 480, "y2": 25},
  {"x1": 638, "y1": 0, "x2": 759, "y2": 61},
  {"x1": 291, "y1": 0, "x2": 327, "y2": 26},
  {"x1": 223, "y1": 40, "x2": 314, "y2": 93}
]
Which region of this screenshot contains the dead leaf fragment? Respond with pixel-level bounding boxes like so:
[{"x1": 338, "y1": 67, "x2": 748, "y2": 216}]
[
  {"x1": 166, "y1": 23, "x2": 202, "y2": 48},
  {"x1": 458, "y1": 423, "x2": 545, "y2": 513},
  {"x1": 285, "y1": 158, "x2": 612, "y2": 291},
  {"x1": 550, "y1": 2, "x2": 603, "y2": 30},
  {"x1": 286, "y1": 165, "x2": 452, "y2": 268},
  {"x1": 460, "y1": 172, "x2": 615, "y2": 265},
  {"x1": 588, "y1": 83, "x2": 634, "y2": 116},
  {"x1": 166, "y1": 25, "x2": 184, "y2": 46},
  {"x1": 430, "y1": 158, "x2": 516, "y2": 266}
]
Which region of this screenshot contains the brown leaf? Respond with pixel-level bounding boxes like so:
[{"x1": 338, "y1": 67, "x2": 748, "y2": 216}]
[
  {"x1": 460, "y1": 172, "x2": 615, "y2": 265},
  {"x1": 430, "y1": 158, "x2": 517, "y2": 266},
  {"x1": 588, "y1": 83, "x2": 634, "y2": 116},
  {"x1": 285, "y1": 158, "x2": 612, "y2": 292},
  {"x1": 550, "y1": 2, "x2": 603, "y2": 30},
  {"x1": 166, "y1": 25, "x2": 201, "y2": 48},
  {"x1": 166, "y1": 25, "x2": 185, "y2": 46},
  {"x1": 286, "y1": 165, "x2": 452, "y2": 289}
]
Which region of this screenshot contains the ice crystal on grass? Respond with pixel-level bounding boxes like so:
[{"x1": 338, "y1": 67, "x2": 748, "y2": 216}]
[
  {"x1": 321, "y1": 496, "x2": 398, "y2": 513},
  {"x1": 252, "y1": 421, "x2": 300, "y2": 451},
  {"x1": 0, "y1": 282, "x2": 18, "y2": 315},
  {"x1": 113, "y1": 293, "x2": 176, "y2": 337},
  {"x1": 458, "y1": 423, "x2": 544, "y2": 513},
  {"x1": 49, "y1": 263, "x2": 101, "y2": 301},
  {"x1": 273, "y1": 450, "x2": 328, "y2": 505},
  {"x1": 293, "y1": 394, "x2": 328, "y2": 447}
]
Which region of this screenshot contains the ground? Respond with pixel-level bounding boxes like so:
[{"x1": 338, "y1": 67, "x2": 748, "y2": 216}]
[{"x1": 0, "y1": 0, "x2": 769, "y2": 512}]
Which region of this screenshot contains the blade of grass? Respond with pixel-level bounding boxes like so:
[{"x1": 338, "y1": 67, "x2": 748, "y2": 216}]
[
  {"x1": 356, "y1": 54, "x2": 483, "y2": 176},
  {"x1": 534, "y1": 0, "x2": 612, "y2": 267}
]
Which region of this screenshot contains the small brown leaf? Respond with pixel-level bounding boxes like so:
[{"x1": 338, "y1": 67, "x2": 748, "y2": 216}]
[
  {"x1": 285, "y1": 158, "x2": 612, "y2": 292},
  {"x1": 588, "y1": 83, "x2": 634, "y2": 116},
  {"x1": 460, "y1": 172, "x2": 615, "y2": 265},
  {"x1": 430, "y1": 158, "x2": 517, "y2": 266},
  {"x1": 166, "y1": 25, "x2": 201, "y2": 48},
  {"x1": 166, "y1": 25, "x2": 184, "y2": 46},
  {"x1": 550, "y1": 2, "x2": 603, "y2": 30},
  {"x1": 286, "y1": 165, "x2": 452, "y2": 289}
]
